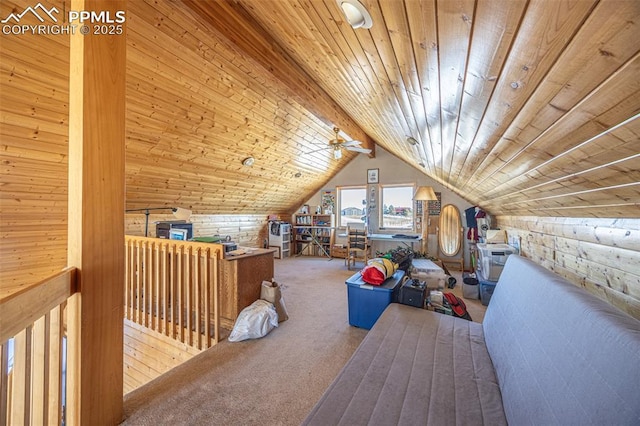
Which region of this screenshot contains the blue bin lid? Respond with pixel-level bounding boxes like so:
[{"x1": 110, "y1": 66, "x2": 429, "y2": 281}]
[{"x1": 345, "y1": 270, "x2": 405, "y2": 292}]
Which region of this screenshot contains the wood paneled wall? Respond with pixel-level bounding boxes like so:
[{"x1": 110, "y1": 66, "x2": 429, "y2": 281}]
[
  {"x1": 124, "y1": 320, "x2": 201, "y2": 395},
  {"x1": 125, "y1": 214, "x2": 269, "y2": 247},
  {"x1": 124, "y1": 0, "x2": 347, "y2": 215},
  {"x1": 496, "y1": 216, "x2": 640, "y2": 320},
  {"x1": 0, "y1": 0, "x2": 69, "y2": 295}
]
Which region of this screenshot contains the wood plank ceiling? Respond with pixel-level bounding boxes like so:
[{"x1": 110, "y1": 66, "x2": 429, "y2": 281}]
[{"x1": 137, "y1": 0, "x2": 640, "y2": 218}]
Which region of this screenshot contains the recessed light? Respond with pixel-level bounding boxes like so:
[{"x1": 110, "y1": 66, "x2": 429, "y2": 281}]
[
  {"x1": 294, "y1": 172, "x2": 302, "y2": 178},
  {"x1": 407, "y1": 136, "x2": 418, "y2": 145},
  {"x1": 242, "y1": 157, "x2": 255, "y2": 166},
  {"x1": 337, "y1": 0, "x2": 373, "y2": 29}
]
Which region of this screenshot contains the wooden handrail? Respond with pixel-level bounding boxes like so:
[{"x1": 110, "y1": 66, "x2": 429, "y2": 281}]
[
  {"x1": 1, "y1": 266, "x2": 78, "y2": 425},
  {"x1": 0, "y1": 267, "x2": 77, "y2": 344}
]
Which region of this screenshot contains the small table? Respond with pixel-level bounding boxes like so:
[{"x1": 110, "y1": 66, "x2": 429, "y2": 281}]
[{"x1": 367, "y1": 233, "x2": 422, "y2": 251}]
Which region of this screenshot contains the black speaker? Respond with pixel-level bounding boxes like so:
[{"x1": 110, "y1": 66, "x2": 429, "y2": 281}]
[{"x1": 400, "y1": 278, "x2": 426, "y2": 308}]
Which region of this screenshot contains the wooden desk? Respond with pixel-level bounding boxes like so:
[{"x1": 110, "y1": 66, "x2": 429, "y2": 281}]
[
  {"x1": 218, "y1": 248, "x2": 276, "y2": 328},
  {"x1": 367, "y1": 233, "x2": 422, "y2": 251}
]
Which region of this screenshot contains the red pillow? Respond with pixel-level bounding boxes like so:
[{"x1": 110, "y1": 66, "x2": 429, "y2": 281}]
[{"x1": 361, "y1": 265, "x2": 386, "y2": 285}]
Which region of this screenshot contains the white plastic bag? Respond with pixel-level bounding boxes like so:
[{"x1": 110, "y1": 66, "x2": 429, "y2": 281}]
[{"x1": 228, "y1": 299, "x2": 278, "y2": 342}]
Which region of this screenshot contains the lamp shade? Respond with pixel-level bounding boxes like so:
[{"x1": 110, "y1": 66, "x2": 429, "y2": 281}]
[
  {"x1": 413, "y1": 186, "x2": 437, "y2": 201},
  {"x1": 172, "y1": 207, "x2": 192, "y2": 221}
]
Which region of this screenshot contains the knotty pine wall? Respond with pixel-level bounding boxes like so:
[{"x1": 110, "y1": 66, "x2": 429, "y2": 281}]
[
  {"x1": 496, "y1": 216, "x2": 640, "y2": 320},
  {"x1": 124, "y1": 214, "x2": 269, "y2": 247},
  {"x1": 0, "y1": 0, "x2": 69, "y2": 296}
]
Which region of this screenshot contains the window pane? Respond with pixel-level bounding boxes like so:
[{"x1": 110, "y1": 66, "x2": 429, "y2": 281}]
[
  {"x1": 338, "y1": 187, "x2": 366, "y2": 227},
  {"x1": 381, "y1": 185, "x2": 414, "y2": 229}
]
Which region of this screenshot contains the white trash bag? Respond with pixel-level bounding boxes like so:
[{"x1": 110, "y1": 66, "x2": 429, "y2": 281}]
[{"x1": 228, "y1": 299, "x2": 278, "y2": 342}]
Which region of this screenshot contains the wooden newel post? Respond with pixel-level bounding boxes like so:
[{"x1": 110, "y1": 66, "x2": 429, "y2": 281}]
[{"x1": 67, "y1": 1, "x2": 127, "y2": 424}]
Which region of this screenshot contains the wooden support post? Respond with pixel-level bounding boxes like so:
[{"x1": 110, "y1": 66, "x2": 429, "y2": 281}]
[{"x1": 67, "y1": 1, "x2": 126, "y2": 424}]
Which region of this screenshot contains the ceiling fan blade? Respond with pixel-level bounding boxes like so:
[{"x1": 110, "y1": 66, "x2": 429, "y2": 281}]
[
  {"x1": 346, "y1": 147, "x2": 372, "y2": 154},
  {"x1": 304, "y1": 146, "x2": 332, "y2": 155},
  {"x1": 341, "y1": 140, "x2": 362, "y2": 147}
]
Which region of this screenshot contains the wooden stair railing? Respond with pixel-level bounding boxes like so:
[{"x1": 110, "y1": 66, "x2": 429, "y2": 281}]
[
  {"x1": 124, "y1": 236, "x2": 223, "y2": 350},
  {"x1": 0, "y1": 267, "x2": 78, "y2": 426}
]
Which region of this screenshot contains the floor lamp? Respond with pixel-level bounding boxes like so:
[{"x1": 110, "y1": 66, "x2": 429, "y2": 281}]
[
  {"x1": 413, "y1": 186, "x2": 438, "y2": 255},
  {"x1": 125, "y1": 207, "x2": 192, "y2": 237}
]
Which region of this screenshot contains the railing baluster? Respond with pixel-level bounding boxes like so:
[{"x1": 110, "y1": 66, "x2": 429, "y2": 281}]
[
  {"x1": 185, "y1": 245, "x2": 192, "y2": 347},
  {"x1": 145, "y1": 241, "x2": 152, "y2": 328},
  {"x1": 1, "y1": 342, "x2": 9, "y2": 425},
  {"x1": 10, "y1": 328, "x2": 31, "y2": 425},
  {"x1": 169, "y1": 244, "x2": 176, "y2": 339},
  {"x1": 194, "y1": 248, "x2": 201, "y2": 349},
  {"x1": 48, "y1": 304, "x2": 63, "y2": 425},
  {"x1": 135, "y1": 241, "x2": 142, "y2": 325},
  {"x1": 203, "y1": 250, "x2": 211, "y2": 348},
  {"x1": 153, "y1": 241, "x2": 160, "y2": 332},
  {"x1": 161, "y1": 242, "x2": 169, "y2": 336},
  {"x1": 31, "y1": 316, "x2": 48, "y2": 424},
  {"x1": 177, "y1": 245, "x2": 184, "y2": 343}
]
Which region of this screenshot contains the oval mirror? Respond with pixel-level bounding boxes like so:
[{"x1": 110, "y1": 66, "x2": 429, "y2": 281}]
[{"x1": 438, "y1": 204, "x2": 462, "y2": 257}]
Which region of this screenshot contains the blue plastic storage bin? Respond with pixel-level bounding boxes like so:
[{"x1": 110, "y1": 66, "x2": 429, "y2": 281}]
[
  {"x1": 477, "y1": 269, "x2": 498, "y2": 306},
  {"x1": 345, "y1": 269, "x2": 405, "y2": 329}
]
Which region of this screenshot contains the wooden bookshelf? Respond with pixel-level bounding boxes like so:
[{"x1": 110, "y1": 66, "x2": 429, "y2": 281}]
[{"x1": 293, "y1": 214, "x2": 335, "y2": 257}]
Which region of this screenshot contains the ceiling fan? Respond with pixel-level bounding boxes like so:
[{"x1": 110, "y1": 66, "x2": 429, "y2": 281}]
[{"x1": 307, "y1": 127, "x2": 372, "y2": 160}]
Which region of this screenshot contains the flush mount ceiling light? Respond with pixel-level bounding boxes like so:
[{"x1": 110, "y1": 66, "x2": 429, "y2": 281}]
[
  {"x1": 406, "y1": 136, "x2": 418, "y2": 145},
  {"x1": 336, "y1": 0, "x2": 373, "y2": 29},
  {"x1": 242, "y1": 157, "x2": 255, "y2": 166}
]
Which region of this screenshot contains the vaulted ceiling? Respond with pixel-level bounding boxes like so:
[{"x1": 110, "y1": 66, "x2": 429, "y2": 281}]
[{"x1": 125, "y1": 0, "x2": 640, "y2": 217}]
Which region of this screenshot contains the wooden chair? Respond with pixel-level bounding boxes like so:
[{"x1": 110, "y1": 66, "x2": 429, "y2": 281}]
[{"x1": 346, "y1": 224, "x2": 370, "y2": 270}]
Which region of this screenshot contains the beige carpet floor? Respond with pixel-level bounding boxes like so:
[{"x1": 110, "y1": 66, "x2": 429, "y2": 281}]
[{"x1": 121, "y1": 257, "x2": 486, "y2": 425}]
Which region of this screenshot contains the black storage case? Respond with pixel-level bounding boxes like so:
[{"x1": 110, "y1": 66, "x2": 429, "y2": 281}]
[{"x1": 399, "y1": 278, "x2": 427, "y2": 308}]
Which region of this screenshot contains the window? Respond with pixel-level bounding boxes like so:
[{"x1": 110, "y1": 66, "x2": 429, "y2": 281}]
[
  {"x1": 380, "y1": 184, "x2": 415, "y2": 230},
  {"x1": 337, "y1": 186, "x2": 366, "y2": 227}
]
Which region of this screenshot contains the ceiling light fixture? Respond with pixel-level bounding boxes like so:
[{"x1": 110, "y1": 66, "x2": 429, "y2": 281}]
[
  {"x1": 336, "y1": 0, "x2": 373, "y2": 29},
  {"x1": 407, "y1": 136, "x2": 418, "y2": 145},
  {"x1": 242, "y1": 157, "x2": 255, "y2": 166},
  {"x1": 333, "y1": 147, "x2": 343, "y2": 160}
]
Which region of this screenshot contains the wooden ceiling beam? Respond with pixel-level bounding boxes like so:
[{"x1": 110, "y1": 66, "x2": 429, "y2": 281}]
[{"x1": 180, "y1": 0, "x2": 375, "y2": 156}]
